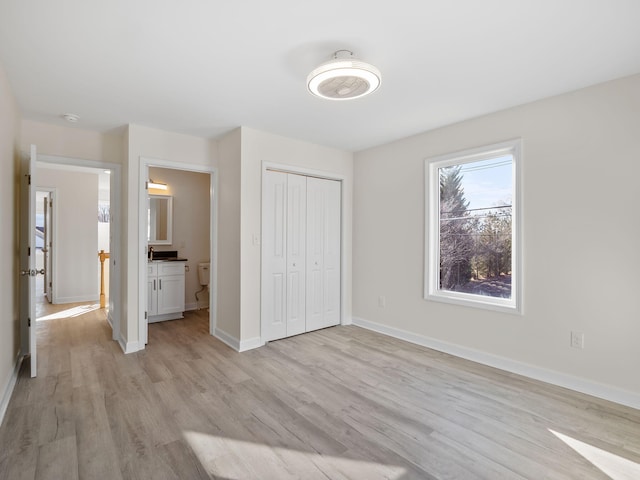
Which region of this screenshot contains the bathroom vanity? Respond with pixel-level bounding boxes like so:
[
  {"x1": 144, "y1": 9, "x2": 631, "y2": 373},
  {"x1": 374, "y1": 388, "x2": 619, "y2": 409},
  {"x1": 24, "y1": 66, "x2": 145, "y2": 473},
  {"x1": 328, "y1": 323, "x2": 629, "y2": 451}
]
[{"x1": 147, "y1": 260, "x2": 186, "y2": 322}]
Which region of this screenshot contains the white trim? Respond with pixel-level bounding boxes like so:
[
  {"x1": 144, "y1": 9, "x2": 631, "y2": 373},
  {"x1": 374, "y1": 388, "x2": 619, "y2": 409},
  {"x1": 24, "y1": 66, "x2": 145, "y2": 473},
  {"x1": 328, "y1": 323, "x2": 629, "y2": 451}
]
[
  {"x1": 352, "y1": 316, "x2": 640, "y2": 411},
  {"x1": 138, "y1": 157, "x2": 218, "y2": 350},
  {"x1": 260, "y1": 161, "x2": 347, "y2": 345},
  {"x1": 0, "y1": 352, "x2": 23, "y2": 427},
  {"x1": 239, "y1": 337, "x2": 264, "y2": 352},
  {"x1": 424, "y1": 138, "x2": 523, "y2": 315},
  {"x1": 214, "y1": 328, "x2": 241, "y2": 351},
  {"x1": 118, "y1": 332, "x2": 140, "y2": 354},
  {"x1": 214, "y1": 330, "x2": 263, "y2": 352},
  {"x1": 53, "y1": 295, "x2": 100, "y2": 304}
]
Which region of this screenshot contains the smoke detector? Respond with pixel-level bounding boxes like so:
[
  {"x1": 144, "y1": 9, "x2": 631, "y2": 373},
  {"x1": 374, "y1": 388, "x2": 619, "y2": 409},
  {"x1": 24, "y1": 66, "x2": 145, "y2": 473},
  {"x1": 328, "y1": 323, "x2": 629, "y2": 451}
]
[
  {"x1": 62, "y1": 113, "x2": 80, "y2": 123},
  {"x1": 307, "y1": 50, "x2": 381, "y2": 101}
]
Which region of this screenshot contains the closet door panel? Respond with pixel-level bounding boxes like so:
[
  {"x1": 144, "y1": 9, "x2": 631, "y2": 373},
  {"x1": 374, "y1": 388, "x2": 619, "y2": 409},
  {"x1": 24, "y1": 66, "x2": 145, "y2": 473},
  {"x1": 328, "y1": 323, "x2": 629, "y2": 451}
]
[
  {"x1": 323, "y1": 178, "x2": 341, "y2": 327},
  {"x1": 286, "y1": 174, "x2": 306, "y2": 336},
  {"x1": 306, "y1": 177, "x2": 341, "y2": 332},
  {"x1": 262, "y1": 171, "x2": 288, "y2": 341},
  {"x1": 305, "y1": 177, "x2": 325, "y2": 331}
]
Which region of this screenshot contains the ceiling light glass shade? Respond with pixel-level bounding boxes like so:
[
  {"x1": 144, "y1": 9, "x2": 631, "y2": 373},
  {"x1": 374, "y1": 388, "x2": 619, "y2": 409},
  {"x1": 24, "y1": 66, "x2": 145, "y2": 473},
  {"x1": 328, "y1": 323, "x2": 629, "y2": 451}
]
[{"x1": 307, "y1": 52, "x2": 381, "y2": 101}]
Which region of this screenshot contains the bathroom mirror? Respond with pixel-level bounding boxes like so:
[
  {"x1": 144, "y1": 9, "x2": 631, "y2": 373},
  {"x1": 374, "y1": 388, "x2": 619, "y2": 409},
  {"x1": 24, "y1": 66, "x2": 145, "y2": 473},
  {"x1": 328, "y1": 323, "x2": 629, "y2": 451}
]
[{"x1": 148, "y1": 194, "x2": 173, "y2": 245}]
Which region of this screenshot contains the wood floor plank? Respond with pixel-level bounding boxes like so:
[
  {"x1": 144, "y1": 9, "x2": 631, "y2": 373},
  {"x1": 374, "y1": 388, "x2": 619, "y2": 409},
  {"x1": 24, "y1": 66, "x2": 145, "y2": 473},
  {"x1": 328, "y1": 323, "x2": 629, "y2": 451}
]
[{"x1": 2, "y1": 306, "x2": 640, "y2": 479}]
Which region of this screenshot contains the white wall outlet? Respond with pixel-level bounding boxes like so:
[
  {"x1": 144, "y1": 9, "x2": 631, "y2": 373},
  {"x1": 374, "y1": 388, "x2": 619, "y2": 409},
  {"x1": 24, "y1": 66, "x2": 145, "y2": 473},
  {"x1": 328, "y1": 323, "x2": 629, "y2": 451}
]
[
  {"x1": 378, "y1": 295, "x2": 386, "y2": 308},
  {"x1": 571, "y1": 331, "x2": 584, "y2": 349}
]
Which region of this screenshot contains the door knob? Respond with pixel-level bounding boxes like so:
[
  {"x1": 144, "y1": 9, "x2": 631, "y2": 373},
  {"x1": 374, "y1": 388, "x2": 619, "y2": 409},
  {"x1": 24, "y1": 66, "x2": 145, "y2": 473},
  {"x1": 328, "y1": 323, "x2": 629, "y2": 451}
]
[{"x1": 20, "y1": 269, "x2": 44, "y2": 276}]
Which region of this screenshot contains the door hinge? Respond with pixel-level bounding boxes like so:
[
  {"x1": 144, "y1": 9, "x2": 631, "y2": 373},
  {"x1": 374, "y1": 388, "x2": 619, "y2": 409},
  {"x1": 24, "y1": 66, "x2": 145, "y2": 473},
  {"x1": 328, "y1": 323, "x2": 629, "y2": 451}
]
[
  {"x1": 28, "y1": 317, "x2": 31, "y2": 327},
  {"x1": 28, "y1": 246, "x2": 31, "y2": 256},
  {"x1": 27, "y1": 174, "x2": 31, "y2": 185},
  {"x1": 144, "y1": 311, "x2": 148, "y2": 320},
  {"x1": 144, "y1": 181, "x2": 149, "y2": 190}
]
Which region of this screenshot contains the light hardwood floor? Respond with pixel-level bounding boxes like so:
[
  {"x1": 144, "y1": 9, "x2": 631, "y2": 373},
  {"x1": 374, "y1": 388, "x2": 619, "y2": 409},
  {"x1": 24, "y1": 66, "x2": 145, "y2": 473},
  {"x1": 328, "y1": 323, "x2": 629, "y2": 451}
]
[{"x1": 1, "y1": 306, "x2": 639, "y2": 479}]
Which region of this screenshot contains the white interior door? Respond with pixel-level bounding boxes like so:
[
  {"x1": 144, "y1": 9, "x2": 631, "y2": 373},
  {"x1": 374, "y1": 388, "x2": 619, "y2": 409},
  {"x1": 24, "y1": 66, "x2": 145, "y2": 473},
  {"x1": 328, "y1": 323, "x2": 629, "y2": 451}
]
[
  {"x1": 306, "y1": 177, "x2": 341, "y2": 332},
  {"x1": 262, "y1": 170, "x2": 342, "y2": 342},
  {"x1": 285, "y1": 174, "x2": 306, "y2": 337},
  {"x1": 19, "y1": 145, "x2": 38, "y2": 377},
  {"x1": 262, "y1": 171, "x2": 288, "y2": 341}
]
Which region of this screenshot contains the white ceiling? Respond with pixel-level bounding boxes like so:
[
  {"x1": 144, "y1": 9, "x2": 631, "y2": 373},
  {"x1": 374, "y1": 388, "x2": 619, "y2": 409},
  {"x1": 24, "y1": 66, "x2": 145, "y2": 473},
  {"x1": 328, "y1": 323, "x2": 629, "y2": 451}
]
[{"x1": 1, "y1": 1, "x2": 639, "y2": 152}]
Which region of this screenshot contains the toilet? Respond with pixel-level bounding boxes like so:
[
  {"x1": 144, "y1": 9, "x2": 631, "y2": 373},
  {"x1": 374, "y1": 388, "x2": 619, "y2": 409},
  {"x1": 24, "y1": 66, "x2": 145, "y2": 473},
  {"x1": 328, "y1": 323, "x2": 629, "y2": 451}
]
[
  {"x1": 198, "y1": 262, "x2": 210, "y2": 287},
  {"x1": 196, "y1": 262, "x2": 210, "y2": 310}
]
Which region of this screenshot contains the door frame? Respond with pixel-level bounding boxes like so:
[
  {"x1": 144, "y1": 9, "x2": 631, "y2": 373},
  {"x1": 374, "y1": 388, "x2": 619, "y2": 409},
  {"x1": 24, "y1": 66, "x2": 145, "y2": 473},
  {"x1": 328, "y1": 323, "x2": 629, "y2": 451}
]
[
  {"x1": 36, "y1": 187, "x2": 57, "y2": 304},
  {"x1": 37, "y1": 154, "x2": 122, "y2": 341},
  {"x1": 260, "y1": 161, "x2": 347, "y2": 345},
  {"x1": 138, "y1": 157, "x2": 218, "y2": 347}
]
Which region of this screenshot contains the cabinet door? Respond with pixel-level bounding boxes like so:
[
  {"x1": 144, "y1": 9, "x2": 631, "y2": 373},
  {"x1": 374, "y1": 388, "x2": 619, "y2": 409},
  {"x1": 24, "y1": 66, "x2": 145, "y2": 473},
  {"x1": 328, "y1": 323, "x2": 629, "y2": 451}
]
[
  {"x1": 147, "y1": 272, "x2": 158, "y2": 316},
  {"x1": 306, "y1": 177, "x2": 341, "y2": 332},
  {"x1": 157, "y1": 275, "x2": 185, "y2": 314}
]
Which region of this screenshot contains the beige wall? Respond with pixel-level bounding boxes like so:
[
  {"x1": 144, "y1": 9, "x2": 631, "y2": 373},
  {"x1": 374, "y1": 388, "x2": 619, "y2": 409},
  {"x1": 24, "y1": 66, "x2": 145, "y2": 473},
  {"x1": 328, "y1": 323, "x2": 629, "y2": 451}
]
[
  {"x1": 148, "y1": 167, "x2": 211, "y2": 310},
  {"x1": 36, "y1": 168, "x2": 100, "y2": 303},
  {"x1": 217, "y1": 128, "x2": 242, "y2": 340},
  {"x1": 0, "y1": 60, "x2": 21, "y2": 417},
  {"x1": 21, "y1": 120, "x2": 124, "y2": 164},
  {"x1": 353, "y1": 74, "x2": 640, "y2": 404},
  {"x1": 239, "y1": 127, "x2": 354, "y2": 344}
]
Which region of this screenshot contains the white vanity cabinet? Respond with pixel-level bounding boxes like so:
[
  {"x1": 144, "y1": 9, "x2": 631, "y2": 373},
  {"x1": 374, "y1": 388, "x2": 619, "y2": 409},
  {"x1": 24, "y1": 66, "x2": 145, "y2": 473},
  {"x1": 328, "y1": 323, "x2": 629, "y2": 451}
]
[{"x1": 147, "y1": 261, "x2": 186, "y2": 323}]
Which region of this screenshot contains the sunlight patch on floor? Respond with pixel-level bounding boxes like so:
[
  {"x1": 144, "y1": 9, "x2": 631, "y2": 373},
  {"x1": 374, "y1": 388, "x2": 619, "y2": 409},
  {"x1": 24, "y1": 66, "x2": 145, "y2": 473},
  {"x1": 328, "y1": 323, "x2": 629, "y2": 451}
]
[
  {"x1": 549, "y1": 429, "x2": 640, "y2": 480},
  {"x1": 184, "y1": 431, "x2": 406, "y2": 480},
  {"x1": 37, "y1": 304, "x2": 100, "y2": 321}
]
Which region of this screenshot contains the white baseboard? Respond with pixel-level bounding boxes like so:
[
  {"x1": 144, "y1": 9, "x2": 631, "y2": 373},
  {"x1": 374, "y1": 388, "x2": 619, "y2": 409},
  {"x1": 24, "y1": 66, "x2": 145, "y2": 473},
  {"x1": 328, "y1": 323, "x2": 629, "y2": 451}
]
[
  {"x1": 117, "y1": 332, "x2": 140, "y2": 354},
  {"x1": 214, "y1": 328, "x2": 240, "y2": 351},
  {"x1": 352, "y1": 316, "x2": 640, "y2": 411},
  {"x1": 239, "y1": 336, "x2": 264, "y2": 352},
  {"x1": 55, "y1": 294, "x2": 100, "y2": 304},
  {"x1": 213, "y1": 328, "x2": 263, "y2": 352},
  {"x1": 1, "y1": 352, "x2": 23, "y2": 427}
]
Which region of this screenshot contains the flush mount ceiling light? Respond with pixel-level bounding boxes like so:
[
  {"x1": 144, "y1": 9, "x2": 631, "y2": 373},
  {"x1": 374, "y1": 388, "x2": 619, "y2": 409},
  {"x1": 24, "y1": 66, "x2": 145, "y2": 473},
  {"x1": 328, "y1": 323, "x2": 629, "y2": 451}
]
[
  {"x1": 61, "y1": 113, "x2": 80, "y2": 123},
  {"x1": 307, "y1": 50, "x2": 381, "y2": 101}
]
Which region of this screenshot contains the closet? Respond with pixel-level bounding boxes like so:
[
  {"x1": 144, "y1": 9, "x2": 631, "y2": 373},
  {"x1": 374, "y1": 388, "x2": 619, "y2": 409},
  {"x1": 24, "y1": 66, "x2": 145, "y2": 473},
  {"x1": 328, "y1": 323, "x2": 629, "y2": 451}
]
[{"x1": 262, "y1": 170, "x2": 341, "y2": 342}]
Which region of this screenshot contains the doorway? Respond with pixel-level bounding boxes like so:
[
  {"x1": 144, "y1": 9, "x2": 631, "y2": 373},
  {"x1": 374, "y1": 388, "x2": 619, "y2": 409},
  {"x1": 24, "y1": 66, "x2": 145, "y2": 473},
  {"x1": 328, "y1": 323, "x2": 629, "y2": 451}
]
[
  {"x1": 138, "y1": 157, "x2": 217, "y2": 347},
  {"x1": 36, "y1": 155, "x2": 121, "y2": 341}
]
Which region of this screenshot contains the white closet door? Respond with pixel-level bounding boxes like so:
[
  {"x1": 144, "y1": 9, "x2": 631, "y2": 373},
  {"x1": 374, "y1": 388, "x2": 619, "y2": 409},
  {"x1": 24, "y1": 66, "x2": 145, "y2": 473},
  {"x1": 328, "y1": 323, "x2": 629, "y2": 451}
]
[
  {"x1": 262, "y1": 171, "x2": 288, "y2": 341},
  {"x1": 306, "y1": 177, "x2": 341, "y2": 332},
  {"x1": 285, "y1": 174, "x2": 307, "y2": 336}
]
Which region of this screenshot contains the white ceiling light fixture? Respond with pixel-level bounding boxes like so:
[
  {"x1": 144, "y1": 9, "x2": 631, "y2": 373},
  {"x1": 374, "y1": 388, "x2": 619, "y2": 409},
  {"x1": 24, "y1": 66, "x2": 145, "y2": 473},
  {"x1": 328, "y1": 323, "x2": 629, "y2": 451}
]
[
  {"x1": 307, "y1": 50, "x2": 381, "y2": 101},
  {"x1": 61, "y1": 113, "x2": 80, "y2": 123}
]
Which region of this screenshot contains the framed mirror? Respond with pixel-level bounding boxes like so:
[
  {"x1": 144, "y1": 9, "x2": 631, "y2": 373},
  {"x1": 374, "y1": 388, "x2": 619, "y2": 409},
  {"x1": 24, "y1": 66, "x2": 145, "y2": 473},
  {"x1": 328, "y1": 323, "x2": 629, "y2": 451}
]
[{"x1": 148, "y1": 194, "x2": 173, "y2": 245}]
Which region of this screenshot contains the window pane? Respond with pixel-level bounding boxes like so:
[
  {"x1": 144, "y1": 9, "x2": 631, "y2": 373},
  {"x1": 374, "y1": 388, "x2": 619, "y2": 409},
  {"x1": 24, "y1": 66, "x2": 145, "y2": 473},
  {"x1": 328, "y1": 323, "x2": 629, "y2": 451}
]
[{"x1": 439, "y1": 156, "x2": 513, "y2": 299}]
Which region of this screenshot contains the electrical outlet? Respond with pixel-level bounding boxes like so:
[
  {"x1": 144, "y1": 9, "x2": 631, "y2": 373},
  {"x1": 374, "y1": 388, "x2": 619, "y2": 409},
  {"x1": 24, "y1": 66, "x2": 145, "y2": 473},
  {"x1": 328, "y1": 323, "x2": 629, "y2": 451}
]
[
  {"x1": 571, "y1": 331, "x2": 584, "y2": 349},
  {"x1": 378, "y1": 296, "x2": 386, "y2": 308}
]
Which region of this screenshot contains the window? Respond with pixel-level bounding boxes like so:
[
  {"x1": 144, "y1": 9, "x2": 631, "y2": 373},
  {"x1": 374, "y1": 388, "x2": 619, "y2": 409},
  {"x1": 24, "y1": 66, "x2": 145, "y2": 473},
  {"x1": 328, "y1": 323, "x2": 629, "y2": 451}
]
[{"x1": 425, "y1": 139, "x2": 522, "y2": 313}]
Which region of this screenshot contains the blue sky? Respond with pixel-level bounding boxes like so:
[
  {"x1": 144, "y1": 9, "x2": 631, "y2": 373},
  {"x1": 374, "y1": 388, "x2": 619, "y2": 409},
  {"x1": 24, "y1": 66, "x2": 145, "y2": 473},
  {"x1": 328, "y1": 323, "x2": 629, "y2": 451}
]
[{"x1": 458, "y1": 155, "x2": 512, "y2": 210}]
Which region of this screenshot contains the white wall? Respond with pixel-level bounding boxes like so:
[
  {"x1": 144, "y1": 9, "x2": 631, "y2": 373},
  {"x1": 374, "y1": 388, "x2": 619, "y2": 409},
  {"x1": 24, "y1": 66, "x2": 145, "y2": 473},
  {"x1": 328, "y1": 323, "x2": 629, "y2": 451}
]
[
  {"x1": 353, "y1": 74, "x2": 640, "y2": 406},
  {"x1": 125, "y1": 124, "x2": 217, "y2": 349},
  {"x1": 148, "y1": 166, "x2": 210, "y2": 310},
  {"x1": 0, "y1": 58, "x2": 21, "y2": 422},
  {"x1": 36, "y1": 167, "x2": 100, "y2": 303},
  {"x1": 239, "y1": 127, "x2": 354, "y2": 344}
]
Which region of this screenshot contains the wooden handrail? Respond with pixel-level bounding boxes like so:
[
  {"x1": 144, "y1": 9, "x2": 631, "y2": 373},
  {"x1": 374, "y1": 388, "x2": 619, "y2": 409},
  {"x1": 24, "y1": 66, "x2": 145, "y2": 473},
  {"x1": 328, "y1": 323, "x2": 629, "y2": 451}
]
[{"x1": 98, "y1": 249, "x2": 110, "y2": 308}]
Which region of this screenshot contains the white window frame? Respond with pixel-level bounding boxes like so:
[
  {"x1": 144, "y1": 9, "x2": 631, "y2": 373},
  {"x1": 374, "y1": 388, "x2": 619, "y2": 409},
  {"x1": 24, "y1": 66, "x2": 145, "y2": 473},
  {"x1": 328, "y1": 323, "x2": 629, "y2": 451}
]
[{"x1": 425, "y1": 139, "x2": 523, "y2": 314}]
